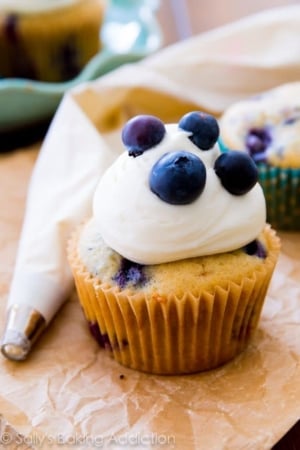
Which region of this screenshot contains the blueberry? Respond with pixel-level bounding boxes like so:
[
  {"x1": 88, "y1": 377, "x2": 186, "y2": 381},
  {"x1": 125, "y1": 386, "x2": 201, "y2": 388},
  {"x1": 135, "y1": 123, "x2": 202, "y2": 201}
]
[
  {"x1": 113, "y1": 258, "x2": 146, "y2": 288},
  {"x1": 4, "y1": 14, "x2": 37, "y2": 80},
  {"x1": 56, "y1": 40, "x2": 80, "y2": 80},
  {"x1": 122, "y1": 115, "x2": 166, "y2": 157},
  {"x1": 149, "y1": 151, "x2": 206, "y2": 205},
  {"x1": 4, "y1": 14, "x2": 19, "y2": 43},
  {"x1": 244, "y1": 240, "x2": 267, "y2": 259},
  {"x1": 178, "y1": 111, "x2": 220, "y2": 150},
  {"x1": 284, "y1": 116, "x2": 300, "y2": 125},
  {"x1": 214, "y1": 151, "x2": 258, "y2": 196},
  {"x1": 88, "y1": 322, "x2": 112, "y2": 350},
  {"x1": 245, "y1": 128, "x2": 271, "y2": 162}
]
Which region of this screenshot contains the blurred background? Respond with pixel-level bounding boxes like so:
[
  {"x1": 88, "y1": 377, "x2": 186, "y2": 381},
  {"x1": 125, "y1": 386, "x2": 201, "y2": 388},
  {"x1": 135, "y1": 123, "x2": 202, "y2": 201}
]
[
  {"x1": 1, "y1": 0, "x2": 298, "y2": 150},
  {"x1": 158, "y1": 0, "x2": 299, "y2": 45}
]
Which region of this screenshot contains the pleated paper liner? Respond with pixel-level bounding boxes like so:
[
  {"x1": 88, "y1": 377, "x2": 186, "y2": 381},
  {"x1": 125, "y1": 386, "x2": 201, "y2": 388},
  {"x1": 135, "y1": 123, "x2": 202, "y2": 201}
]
[
  {"x1": 218, "y1": 138, "x2": 300, "y2": 230},
  {"x1": 68, "y1": 225, "x2": 280, "y2": 375}
]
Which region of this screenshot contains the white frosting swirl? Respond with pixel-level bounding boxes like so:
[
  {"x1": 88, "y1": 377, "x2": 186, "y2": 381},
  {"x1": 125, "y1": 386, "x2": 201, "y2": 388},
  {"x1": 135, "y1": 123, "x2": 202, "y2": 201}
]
[
  {"x1": 93, "y1": 124, "x2": 266, "y2": 264},
  {"x1": 0, "y1": 0, "x2": 81, "y2": 14}
]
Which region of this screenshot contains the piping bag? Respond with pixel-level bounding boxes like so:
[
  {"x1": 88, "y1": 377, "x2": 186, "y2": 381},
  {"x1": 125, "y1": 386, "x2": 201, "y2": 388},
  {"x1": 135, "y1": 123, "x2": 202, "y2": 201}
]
[{"x1": 1, "y1": 95, "x2": 121, "y2": 361}]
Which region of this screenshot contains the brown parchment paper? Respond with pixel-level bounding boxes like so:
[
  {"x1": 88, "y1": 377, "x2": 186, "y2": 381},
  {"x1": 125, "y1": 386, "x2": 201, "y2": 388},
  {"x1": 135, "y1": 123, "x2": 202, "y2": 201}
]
[{"x1": 1, "y1": 6, "x2": 300, "y2": 450}]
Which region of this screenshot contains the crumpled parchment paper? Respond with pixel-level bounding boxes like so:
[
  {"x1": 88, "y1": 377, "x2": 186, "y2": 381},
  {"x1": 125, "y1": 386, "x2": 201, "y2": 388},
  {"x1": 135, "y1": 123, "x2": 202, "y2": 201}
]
[{"x1": 0, "y1": 5, "x2": 300, "y2": 450}]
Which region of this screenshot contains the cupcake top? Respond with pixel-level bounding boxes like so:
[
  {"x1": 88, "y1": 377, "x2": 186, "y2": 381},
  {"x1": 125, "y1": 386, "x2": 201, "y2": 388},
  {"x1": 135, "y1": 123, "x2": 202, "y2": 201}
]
[
  {"x1": 92, "y1": 112, "x2": 266, "y2": 265},
  {"x1": 0, "y1": 0, "x2": 81, "y2": 13},
  {"x1": 220, "y1": 82, "x2": 300, "y2": 168}
]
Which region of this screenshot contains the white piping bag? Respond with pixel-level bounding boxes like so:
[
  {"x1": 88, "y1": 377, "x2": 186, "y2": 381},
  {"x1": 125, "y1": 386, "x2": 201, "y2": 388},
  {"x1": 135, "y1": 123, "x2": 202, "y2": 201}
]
[{"x1": 1, "y1": 94, "x2": 119, "y2": 360}]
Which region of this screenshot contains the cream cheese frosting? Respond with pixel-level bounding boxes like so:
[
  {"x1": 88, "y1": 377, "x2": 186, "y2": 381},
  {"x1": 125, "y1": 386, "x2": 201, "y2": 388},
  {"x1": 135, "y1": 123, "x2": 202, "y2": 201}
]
[
  {"x1": 93, "y1": 123, "x2": 266, "y2": 265},
  {"x1": 0, "y1": 0, "x2": 81, "y2": 14}
]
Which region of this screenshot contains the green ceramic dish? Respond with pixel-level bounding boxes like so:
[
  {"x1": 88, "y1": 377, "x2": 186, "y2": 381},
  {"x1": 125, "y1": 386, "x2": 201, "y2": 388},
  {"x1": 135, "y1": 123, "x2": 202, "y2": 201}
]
[{"x1": 0, "y1": 0, "x2": 162, "y2": 133}]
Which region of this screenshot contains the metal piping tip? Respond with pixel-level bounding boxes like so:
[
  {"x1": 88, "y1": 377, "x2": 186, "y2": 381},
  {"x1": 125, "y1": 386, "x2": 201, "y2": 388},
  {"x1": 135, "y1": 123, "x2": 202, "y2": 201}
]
[{"x1": 1, "y1": 304, "x2": 46, "y2": 361}]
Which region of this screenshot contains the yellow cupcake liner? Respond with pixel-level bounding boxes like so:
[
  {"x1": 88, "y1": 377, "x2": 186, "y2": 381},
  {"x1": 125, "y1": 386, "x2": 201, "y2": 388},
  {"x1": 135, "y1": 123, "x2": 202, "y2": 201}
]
[{"x1": 68, "y1": 225, "x2": 280, "y2": 375}]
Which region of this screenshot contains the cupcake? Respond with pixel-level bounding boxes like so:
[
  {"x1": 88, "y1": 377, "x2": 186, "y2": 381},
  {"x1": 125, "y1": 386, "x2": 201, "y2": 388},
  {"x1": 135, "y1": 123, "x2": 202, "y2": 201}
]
[
  {"x1": 68, "y1": 112, "x2": 280, "y2": 374},
  {"x1": 0, "y1": 0, "x2": 106, "y2": 82},
  {"x1": 220, "y1": 82, "x2": 300, "y2": 230}
]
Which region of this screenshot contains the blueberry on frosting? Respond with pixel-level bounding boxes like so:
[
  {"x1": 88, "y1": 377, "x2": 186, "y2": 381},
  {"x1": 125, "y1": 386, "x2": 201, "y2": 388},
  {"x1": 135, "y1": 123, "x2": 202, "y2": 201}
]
[
  {"x1": 149, "y1": 151, "x2": 206, "y2": 205},
  {"x1": 214, "y1": 151, "x2": 258, "y2": 196},
  {"x1": 122, "y1": 115, "x2": 166, "y2": 157},
  {"x1": 178, "y1": 111, "x2": 220, "y2": 150}
]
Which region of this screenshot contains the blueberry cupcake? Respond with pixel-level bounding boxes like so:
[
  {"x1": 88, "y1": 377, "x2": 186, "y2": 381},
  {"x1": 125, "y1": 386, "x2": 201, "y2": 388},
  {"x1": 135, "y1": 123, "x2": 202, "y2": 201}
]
[
  {"x1": 220, "y1": 82, "x2": 300, "y2": 230},
  {"x1": 68, "y1": 112, "x2": 280, "y2": 374},
  {"x1": 0, "y1": 0, "x2": 105, "y2": 82}
]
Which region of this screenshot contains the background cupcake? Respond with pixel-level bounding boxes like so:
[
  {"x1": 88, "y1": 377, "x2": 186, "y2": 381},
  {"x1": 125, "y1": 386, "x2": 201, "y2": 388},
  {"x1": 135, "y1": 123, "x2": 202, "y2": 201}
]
[
  {"x1": 0, "y1": 0, "x2": 106, "y2": 82},
  {"x1": 219, "y1": 82, "x2": 300, "y2": 230},
  {"x1": 68, "y1": 112, "x2": 280, "y2": 374}
]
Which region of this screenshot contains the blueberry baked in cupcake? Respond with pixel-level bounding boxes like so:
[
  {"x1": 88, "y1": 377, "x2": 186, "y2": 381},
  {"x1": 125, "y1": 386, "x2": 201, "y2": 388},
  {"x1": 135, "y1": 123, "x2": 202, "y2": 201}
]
[
  {"x1": 0, "y1": 0, "x2": 105, "y2": 82},
  {"x1": 220, "y1": 82, "x2": 300, "y2": 230},
  {"x1": 68, "y1": 111, "x2": 280, "y2": 374}
]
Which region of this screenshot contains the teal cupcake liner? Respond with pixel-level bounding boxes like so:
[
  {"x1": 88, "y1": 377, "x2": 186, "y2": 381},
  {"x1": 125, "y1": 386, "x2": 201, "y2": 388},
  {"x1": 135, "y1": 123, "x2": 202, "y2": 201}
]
[
  {"x1": 218, "y1": 139, "x2": 300, "y2": 230},
  {"x1": 258, "y1": 165, "x2": 300, "y2": 230}
]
